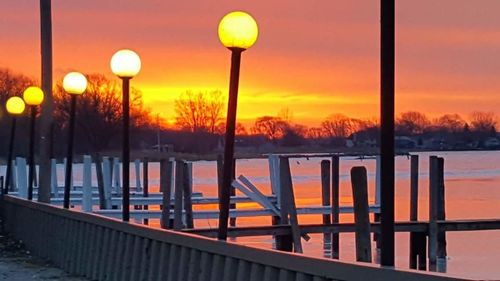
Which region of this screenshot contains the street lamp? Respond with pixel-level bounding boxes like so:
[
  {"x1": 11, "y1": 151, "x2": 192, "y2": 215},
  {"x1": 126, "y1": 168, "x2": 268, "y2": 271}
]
[
  {"x1": 217, "y1": 11, "x2": 258, "y2": 240},
  {"x1": 110, "y1": 49, "x2": 141, "y2": 222},
  {"x1": 4, "y1": 97, "x2": 26, "y2": 194},
  {"x1": 62, "y1": 72, "x2": 87, "y2": 209},
  {"x1": 23, "y1": 86, "x2": 44, "y2": 200}
]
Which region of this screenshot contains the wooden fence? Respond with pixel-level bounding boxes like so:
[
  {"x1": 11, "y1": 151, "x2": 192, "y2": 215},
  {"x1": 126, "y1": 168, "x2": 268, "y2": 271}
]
[{"x1": 0, "y1": 195, "x2": 469, "y2": 281}]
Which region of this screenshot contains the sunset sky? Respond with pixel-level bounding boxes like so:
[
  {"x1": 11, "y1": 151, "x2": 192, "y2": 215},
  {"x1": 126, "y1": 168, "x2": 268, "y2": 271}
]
[{"x1": 1, "y1": 0, "x2": 500, "y2": 127}]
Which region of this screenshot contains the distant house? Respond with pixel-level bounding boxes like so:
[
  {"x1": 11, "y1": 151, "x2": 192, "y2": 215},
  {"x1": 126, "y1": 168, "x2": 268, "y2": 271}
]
[
  {"x1": 484, "y1": 137, "x2": 500, "y2": 149},
  {"x1": 151, "y1": 144, "x2": 174, "y2": 153},
  {"x1": 395, "y1": 136, "x2": 416, "y2": 149}
]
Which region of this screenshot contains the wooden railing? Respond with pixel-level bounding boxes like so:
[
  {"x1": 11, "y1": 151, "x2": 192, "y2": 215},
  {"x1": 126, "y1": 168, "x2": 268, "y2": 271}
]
[{"x1": 0, "y1": 195, "x2": 469, "y2": 281}]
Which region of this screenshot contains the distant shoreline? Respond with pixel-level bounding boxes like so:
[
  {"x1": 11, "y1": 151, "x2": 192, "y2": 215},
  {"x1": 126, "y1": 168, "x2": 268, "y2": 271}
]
[{"x1": 2, "y1": 147, "x2": 497, "y2": 164}]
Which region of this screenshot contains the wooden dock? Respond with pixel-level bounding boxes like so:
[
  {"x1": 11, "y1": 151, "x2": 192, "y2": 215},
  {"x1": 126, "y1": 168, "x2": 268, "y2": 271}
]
[{"x1": 3, "y1": 153, "x2": 500, "y2": 278}]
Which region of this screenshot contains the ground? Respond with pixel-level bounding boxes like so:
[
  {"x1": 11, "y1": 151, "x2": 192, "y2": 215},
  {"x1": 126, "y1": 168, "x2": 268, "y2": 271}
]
[{"x1": 0, "y1": 234, "x2": 87, "y2": 281}]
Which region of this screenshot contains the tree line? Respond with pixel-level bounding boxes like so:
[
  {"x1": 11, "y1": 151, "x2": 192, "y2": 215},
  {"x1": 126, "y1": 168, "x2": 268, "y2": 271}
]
[{"x1": 1, "y1": 67, "x2": 498, "y2": 158}]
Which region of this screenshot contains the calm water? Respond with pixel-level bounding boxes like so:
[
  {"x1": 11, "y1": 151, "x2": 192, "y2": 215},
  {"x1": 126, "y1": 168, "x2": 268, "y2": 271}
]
[{"x1": 13, "y1": 150, "x2": 500, "y2": 279}]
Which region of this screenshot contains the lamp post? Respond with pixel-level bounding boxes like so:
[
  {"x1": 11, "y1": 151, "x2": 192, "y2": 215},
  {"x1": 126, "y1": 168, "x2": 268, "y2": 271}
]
[
  {"x1": 23, "y1": 86, "x2": 44, "y2": 200},
  {"x1": 110, "y1": 49, "x2": 141, "y2": 222},
  {"x1": 380, "y1": 0, "x2": 396, "y2": 266},
  {"x1": 4, "y1": 97, "x2": 26, "y2": 194},
  {"x1": 62, "y1": 72, "x2": 87, "y2": 209},
  {"x1": 217, "y1": 11, "x2": 258, "y2": 241}
]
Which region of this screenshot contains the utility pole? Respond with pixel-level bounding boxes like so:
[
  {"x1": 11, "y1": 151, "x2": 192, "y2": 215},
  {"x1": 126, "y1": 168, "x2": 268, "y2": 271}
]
[
  {"x1": 380, "y1": 0, "x2": 396, "y2": 266},
  {"x1": 157, "y1": 114, "x2": 161, "y2": 152},
  {"x1": 38, "y1": 0, "x2": 53, "y2": 203}
]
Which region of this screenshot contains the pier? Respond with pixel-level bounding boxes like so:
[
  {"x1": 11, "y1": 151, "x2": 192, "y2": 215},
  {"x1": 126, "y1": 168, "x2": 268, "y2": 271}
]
[{"x1": 2, "y1": 153, "x2": 499, "y2": 280}]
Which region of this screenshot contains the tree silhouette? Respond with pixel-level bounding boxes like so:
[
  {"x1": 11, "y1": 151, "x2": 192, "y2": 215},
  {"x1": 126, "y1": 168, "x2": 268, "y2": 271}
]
[
  {"x1": 174, "y1": 90, "x2": 225, "y2": 133},
  {"x1": 53, "y1": 74, "x2": 150, "y2": 152}
]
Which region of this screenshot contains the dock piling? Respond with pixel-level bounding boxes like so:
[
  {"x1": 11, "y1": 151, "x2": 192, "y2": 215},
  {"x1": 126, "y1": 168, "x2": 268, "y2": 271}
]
[
  {"x1": 320, "y1": 160, "x2": 331, "y2": 256},
  {"x1": 331, "y1": 155, "x2": 340, "y2": 259},
  {"x1": 351, "y1": 166, "x2": 372, "y2": 263},
  {"x1": 409, "y1": 154, "x2": 419, "y2": 269}
]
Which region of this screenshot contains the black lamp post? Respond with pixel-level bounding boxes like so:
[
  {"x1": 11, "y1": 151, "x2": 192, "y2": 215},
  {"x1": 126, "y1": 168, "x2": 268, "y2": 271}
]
[
  {"x1": 23, "y1": 86, "x2": 44, "y2": 200},
  {"x1": 380, "y1": 0, "x2": 396, "y2": 266},
  {"x1": 4, "y1": 96, "x2": 26, "y2": 194},
  {"x1": 216, "y1": 11, "x2": 259, "y2": 241},
  {"x1": 62, "y1": 72, "x2": 87, "y2": 209},
  {"x1": 110, "y1": 49, "x2": 141, "y2": 222}
]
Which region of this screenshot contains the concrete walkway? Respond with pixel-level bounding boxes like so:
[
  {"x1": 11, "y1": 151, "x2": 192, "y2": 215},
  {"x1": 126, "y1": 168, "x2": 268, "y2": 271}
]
[{"x1": 0, "y1": 234, "x2": 87, "y2": 280}]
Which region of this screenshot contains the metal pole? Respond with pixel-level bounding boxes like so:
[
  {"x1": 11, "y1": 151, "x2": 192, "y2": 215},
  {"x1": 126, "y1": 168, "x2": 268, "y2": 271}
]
[
  {"x1": 63, "y1": 95, "x2": 77, "y2": 209},
  {"x1": 28, "y1": 106, "x2": 37, "y2": 200},
  {"x1": 38, "y1": 0, "x2": 53, "y2": 203},
  {"x1": 5, "y1": 117, "x2": 17, "y2": 194},
  {"x1": 217, "y1": 48, "x2": 243, "y2": 240},
  {"x1": 122, "y1": 78, "x2": 131, "y2": 222},
  {"x1": 380, "y1": 0, "x2": 396, "y2": 266}
]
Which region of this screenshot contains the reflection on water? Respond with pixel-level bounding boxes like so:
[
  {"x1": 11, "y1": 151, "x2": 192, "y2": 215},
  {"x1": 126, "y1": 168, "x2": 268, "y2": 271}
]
[
  {"x1": 191, "y1": 151, "x2": 500, "y2": 279},
  {"x1": 12, "y1": 150, "x2": 500, "y2": 279}
]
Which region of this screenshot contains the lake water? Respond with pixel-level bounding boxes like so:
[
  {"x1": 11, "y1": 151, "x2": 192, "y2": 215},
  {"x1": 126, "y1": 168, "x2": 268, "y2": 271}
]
[{"x1": 11, "y1": 150, "x2": 500, "y2": 279}]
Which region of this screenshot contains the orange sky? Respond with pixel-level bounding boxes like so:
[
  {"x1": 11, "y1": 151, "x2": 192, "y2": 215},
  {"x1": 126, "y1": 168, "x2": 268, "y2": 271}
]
[{"x1": 2, "y1": 0, "x2": 500, "y2": 127}]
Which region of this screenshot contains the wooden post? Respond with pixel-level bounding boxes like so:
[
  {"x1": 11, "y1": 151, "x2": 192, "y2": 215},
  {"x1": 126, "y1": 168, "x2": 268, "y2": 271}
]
[
  {"x1": 275, "y1": 157, "x2": 292, "y2": 252},
  {"x1": 160, "y1": 159, "x2": 174, "y2": 229},
  {"x1": 279, "y1": 157, "x2": 302, "y2": 253},
  {"x1": 351, "y1": 166, "x2": 372, "y2": 263},
  {"x1": 269, "y1": 155, "x2": 285, "y2": 251},
  {"x1": 217, "y1": 155, "x2": 223, "y2": 200},
  {"x1": 16, "y1": 157, "x2": 28, "y2": 199},
  {"x1": 143, "y1": 158, "x2": 149, "y2": 225},
  {"x1": 436, "y1": 157, "x2": 447, "y2": 265},
  {"x1": 331, "y1": 155, "x2": 340, "y2": 259},
  {"x1": 94, "y1": 153, "x2": 106, "y2": 209},
  {"x1": 428, "y1": 156, "x2": 439, "y2": 269},
  {"x1": 409, "y1": 154, "x2": 419, "y2": 269},
  {"x1": 50, "y1": 159, "x2": 58, "y2": 197},
  {"x1": 374, "y1": 156, "x2": 382, "y2": 250},
  {"x1": 173, "y1": 160, "x2": 184, "y2": 230},
  {"x1": 102, "y1": 157, "x2": 112, "y2": 209},
  {"x1": 134, "y1": 159, "x2": 141, "y2": 192},
  {"x1": 320, "y1": 160, "x2": 331, "y2": 255},
  {"x1": 183, "y1": 162, "x2": 194, "y2": 229},
  {"x1": 416, "y1": 232, "x2": 427, "y2": 271},
  {"x1": 82, "y1": 155, "x2": 92, "y2": 212},
  {"x1": 230, "y1": 158, "x2": 237, "y2": 227},
  {"x1": 113, "y1": 158, "x2": 121, "y2": 194}
]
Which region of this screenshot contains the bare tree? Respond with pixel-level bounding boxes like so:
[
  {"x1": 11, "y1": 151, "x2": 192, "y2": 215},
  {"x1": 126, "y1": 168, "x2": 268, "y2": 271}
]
[
  {"x1": 174, "y1": 90, "x2": 225, "y2": 133},
  {"x1": 54, "y1": 74, "x2": 149, "y2": 152},
  {"x1": 321, "y1": 114, "x2": 354, "y2": 138},
  {"x1": 434, "y1": 114, "x2": 466, "y2": 133},
  {"x1": 396, "y1": 111, "x2": 430, "y2": 135},
  {"x1": 470, "y1": 111, "x2": 497, "y2": 133},
  {"x1": 251, "y1": 116, "x2": 289, "y2": 143},
  {"x1": 0, "y1": 68, "x2": 34, "y2": 114}
]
